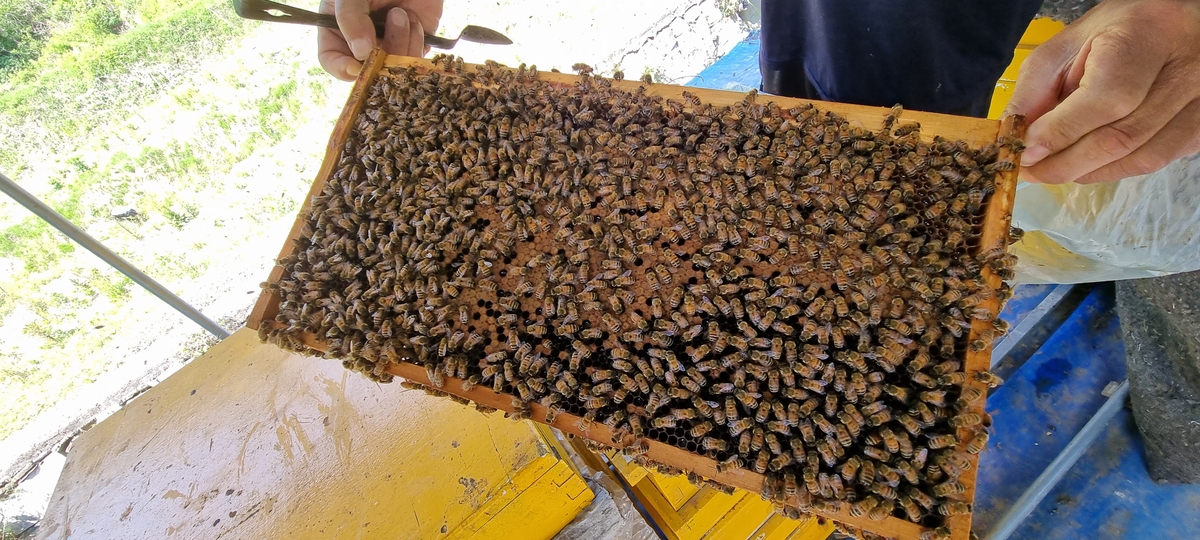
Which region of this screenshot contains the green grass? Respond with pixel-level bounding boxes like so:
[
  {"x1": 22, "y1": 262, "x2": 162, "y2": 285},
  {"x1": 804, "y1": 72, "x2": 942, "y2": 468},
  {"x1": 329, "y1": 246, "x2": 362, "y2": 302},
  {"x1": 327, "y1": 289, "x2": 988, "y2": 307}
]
[
  {"x1": 0, "y1": 0, "x2": 339, "y2": 440},
  {"x1": 73, "y1": 267, "x2": 133, "y2": 303},
  {"x1": 258, "y1": 80, "x2": 302, "y2": 143},
  {"x1": 0, "y1": 0, "x2": 253, "y2": 169},
  {"x1": 0, "y1": 219, "x2": 75, "y2": 274}
]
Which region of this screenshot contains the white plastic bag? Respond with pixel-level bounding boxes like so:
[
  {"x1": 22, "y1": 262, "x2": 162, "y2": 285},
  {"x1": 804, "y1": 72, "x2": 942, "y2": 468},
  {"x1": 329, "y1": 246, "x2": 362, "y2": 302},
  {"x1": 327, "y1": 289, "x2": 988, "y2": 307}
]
[{"x1": 1011, "y1": 152, "x2": 1200, "y2": 284}]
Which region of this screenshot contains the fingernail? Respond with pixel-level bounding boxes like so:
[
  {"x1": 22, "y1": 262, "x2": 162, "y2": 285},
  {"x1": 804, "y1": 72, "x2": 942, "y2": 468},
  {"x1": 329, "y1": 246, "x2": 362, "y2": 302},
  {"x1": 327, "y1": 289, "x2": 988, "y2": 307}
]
[
  {"x1": 345, "y1": 62, "x2": 362, "y2": 79},
  {"x1": 388, "y1": 7, "x2": 407, "y2": 25},
  {"x1": 349, "y1": 38, "x2": 373, "y2": 61},
  {"x1": 1021, "y1": 145, "x2": 1049, "y2": 166}
]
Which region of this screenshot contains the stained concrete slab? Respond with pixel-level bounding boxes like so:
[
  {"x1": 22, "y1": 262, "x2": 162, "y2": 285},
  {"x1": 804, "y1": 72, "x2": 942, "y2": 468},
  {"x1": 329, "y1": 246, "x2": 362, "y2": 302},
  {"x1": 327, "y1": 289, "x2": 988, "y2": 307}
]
[{"x1": 1116, "y1": 270, "x2": 1200, "y2": 483}]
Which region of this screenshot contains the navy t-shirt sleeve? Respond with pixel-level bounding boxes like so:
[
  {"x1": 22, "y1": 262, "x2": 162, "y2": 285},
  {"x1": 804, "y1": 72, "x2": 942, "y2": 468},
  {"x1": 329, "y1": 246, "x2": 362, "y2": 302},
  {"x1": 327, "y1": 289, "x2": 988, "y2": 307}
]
[{"x1": 760, "y1": 0, "x2": 1043, "y2": 117}]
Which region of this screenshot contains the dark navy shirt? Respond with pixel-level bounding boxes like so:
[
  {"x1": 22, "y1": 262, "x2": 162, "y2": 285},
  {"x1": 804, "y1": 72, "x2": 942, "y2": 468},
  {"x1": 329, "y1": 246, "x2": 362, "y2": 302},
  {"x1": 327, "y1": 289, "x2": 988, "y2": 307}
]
[{"x1": 760, "y1": 0, "x2": 1044, "y2": 117}]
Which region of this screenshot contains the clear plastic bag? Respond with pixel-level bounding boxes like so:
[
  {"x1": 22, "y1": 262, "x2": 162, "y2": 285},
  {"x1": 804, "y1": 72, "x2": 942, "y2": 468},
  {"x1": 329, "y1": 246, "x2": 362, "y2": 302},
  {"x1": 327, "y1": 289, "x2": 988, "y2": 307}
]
[{"x1": 1011, "y1": 152, "x2": 1200, "y2": 284}]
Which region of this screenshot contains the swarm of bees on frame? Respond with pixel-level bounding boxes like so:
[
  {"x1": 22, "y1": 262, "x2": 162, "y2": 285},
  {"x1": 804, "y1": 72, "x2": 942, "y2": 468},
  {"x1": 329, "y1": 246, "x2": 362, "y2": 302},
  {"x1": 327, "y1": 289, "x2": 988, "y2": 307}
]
[{"x1": 261, "y1": 55, "x2": 1022, "y2": 536}]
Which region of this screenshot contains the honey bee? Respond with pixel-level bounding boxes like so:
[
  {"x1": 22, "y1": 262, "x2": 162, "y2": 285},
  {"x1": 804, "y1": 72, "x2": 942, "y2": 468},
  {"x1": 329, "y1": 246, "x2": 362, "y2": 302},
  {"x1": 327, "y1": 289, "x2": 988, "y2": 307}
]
[
  {"x1": 716, "y1": 455, "x2": 744, "y2": 473},
  {"x1": 966, "y1": 429, "x2": 990, "y2": 454},
  {"x1": 899, "y1": 496, "x2": 923, "y2": 522},
  {"x1": 911, "y1": 402, "x2": 937, "y2": 424},
  {"x1": 893, "y1": 122, "x2": 921, "y2": 137},
  {"x1": 727, "y1": 399, "x2": 751, "y2": 428},
  {"x1": 947, "y1": 388, "x2": 985, "y2": 412},
  {"x1": 974, "y1": 370, "x2": 1004, "y2": 387},
  {"x1": 927, "y1": 434, "x2": 958, "y2": 449},
  {"x1": 621, "y1": 439, "x2": 650, "y2": 456},
  {"x1": 969, "y1": 329, "x2": 997, "y2": 352},
  {"x1": 868, "y1": 499, "x2": 895, "y2": 521},
  {"x1": 895, "y1": 460, "x2": 920, "y2": 484},
  {"x1": 803, "y1": 468, "x2": 821, "y2": 495},
  {"x1": 753, "y1": 450, "x2": 770, "y2": 473},
  {"x1": 937, "y1": 501, "x2": 971, "y2": 517},
  {"x1": 911, "y1": 371, "x2": 938, "y2": 388},
  {"x1": 645, "y1": 270, "x2": 662, "y2": 291},
  {"x1": 930, "y1": 480, "x2": 966, "y2": 497},
  {"x1": 937, "y1": 372, "x2": 968, "y2": 386},
  {"x1": 870, "y1": 481, "x2": 897, "y2": 501},
  {"x1": 850, "y1": 495, "x2": 880, "y2": 517},
  {"x1": 902, "y1": 415, "x2": 931, "y2": 441},
  {"x1": 700, "y1": 436, "x2": 727, "y2": 451},
  {"x1": 949, "y1": 413, "x2": 984, "y2": 429},
  {"x1": 919, "y1": 390, "x2": 949, "y2": 408},
  {"x1": 919, "y1": 527, "x2": 952, "y2": 540}
]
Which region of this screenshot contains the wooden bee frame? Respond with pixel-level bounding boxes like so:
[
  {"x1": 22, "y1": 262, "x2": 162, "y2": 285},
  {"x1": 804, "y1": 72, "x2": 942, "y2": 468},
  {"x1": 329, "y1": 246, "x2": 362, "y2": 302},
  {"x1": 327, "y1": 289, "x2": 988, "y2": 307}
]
[{"x1": 248, "y1": 49, "x2": 1025, "y2": 540}]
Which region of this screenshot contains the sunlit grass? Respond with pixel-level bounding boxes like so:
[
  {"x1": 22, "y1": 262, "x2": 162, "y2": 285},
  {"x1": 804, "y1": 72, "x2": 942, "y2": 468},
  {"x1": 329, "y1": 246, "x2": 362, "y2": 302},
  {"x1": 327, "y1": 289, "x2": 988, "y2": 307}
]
[{"x1": 0, "y1": 0, "x2": 336, "y2": 439}]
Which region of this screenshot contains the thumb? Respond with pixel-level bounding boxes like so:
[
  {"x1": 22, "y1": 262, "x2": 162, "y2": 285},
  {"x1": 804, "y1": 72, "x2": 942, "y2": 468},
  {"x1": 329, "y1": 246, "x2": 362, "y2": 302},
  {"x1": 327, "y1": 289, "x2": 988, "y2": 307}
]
[
  {"x1": 1003, "y1": 35, "x2": 1081, "y2": 124},
  {"x1": 335, "y1": 0, "x2": 376, "y2": 61}
]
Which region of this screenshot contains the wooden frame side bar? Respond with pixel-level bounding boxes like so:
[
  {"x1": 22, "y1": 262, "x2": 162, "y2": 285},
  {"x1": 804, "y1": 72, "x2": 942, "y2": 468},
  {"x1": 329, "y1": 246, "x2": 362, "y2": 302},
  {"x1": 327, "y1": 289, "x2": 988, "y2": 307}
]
[
  {"x1": 946, "y1": 114, "x2": 1026, "y2": 540},
  {"x1": 247, "y1": 48, "x2": 389, "y2": 330}
]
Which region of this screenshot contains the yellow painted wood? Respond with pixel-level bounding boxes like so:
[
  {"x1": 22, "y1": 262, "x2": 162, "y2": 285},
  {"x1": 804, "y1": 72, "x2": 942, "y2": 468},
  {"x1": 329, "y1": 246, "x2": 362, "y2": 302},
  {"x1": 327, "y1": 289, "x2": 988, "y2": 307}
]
[
  {"x1": 603, "y1": 453, "x2": 836, "y2": 540},
  {"x1": 647, "y1": 470, "x2": 703, "y2": 511},
  {"x1": 629, "y1": 475, "x2": 743, "y2": 540},
  {"x1": 446, "y1": 455, "x2": 594, "y2": 540},
  {"x1": 626, "y1": 476, "x2": 692, "y2": 534},
  {"x1": 530, "y1": 422, "x2": 590, "y2": 482},
  {"x1": 1019, "y1": 17, "x2": 1067, "y2": 46},
  {"x1": 998, "y1": 47, "x2": 1033, "y2": 83},
  {"x1": 786, "y1": 515, "x2": 836, "y2": 540},
  {"x1": 37, "y1": 328, "x2": 580, "y2": 540},
  {"x1": 699, "y1": 492, "x2": 775, "y2": 540},
  {"x1": 564, "y1": 436, "x2": 613, "y2": 480},
  {"x1": 608, "y1": 452, "x2": 650, "y2": 486},
  {"x1": 599, "y1": 446, "x2": 835, "y2": 540},
  {"x1": 673, "y1": 488, "x2": 746, "y2": 540},
  {"x1": 990, "y1": 17, "x2": 1067, "y2": 119},
  {"x1": 990, "y1": 81, "x2": 1016, "y2": 119},
  {"x1": 749, "y1": 514, "x2": 799, "y2": 540}
]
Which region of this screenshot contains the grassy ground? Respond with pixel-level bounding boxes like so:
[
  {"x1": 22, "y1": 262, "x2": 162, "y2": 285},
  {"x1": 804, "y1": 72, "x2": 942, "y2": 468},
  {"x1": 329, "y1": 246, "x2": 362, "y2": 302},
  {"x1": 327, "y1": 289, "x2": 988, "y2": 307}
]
[{"x1": 0, "y1": 0, "x2": 338, "y2": 439}]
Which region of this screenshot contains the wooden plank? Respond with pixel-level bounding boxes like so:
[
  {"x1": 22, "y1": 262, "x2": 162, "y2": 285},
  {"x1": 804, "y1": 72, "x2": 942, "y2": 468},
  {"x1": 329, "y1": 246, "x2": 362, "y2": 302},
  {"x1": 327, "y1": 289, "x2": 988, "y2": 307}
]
[
  {"x1": 647, "y1": 469, "x2": 705, "y2": 511},
  {"x1": 697, "y1": 493, "x2": 775, "y2": 540},
  {"x1": 382, "y1": 56, "x2": 998, "y2": 149},
  {"x1": 252, "y1": 52, "x2": 1027, "y2": 540},
  {"x1": 673, "y1": 487, "x2": 745, "y2": 540},
  {"x1": 626, "y1": 479, "x2": 733, "y2": 539},
  {"x1": 747, "y1": 513, "x2": 801, "y2": 540},
  {"x1": 946, "y1": 114, "x2": 1026, "y2": 540},
  {"x1": 246, "y1": 48, "x2": 388, "y2": 331},
  {"x1": 446, "y1": 455, "x2": 595, "y2": 540},
  {"x1": 563, "y1": 434, "x2": 616, "y2": 482},
  {"x1": 608, "y1": 451, "x2": 650, "y2": 486},
  {"x1": 789, "y1": 515, "x2": 838, "y2": 540}
]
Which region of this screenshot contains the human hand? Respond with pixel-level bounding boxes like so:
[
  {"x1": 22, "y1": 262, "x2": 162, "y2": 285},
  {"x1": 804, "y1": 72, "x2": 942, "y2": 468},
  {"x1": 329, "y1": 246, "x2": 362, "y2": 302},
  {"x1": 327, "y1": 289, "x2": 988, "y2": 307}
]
[
  {"x1": 317, "y1": 0, "x2": 443, "y2": 81},
  {"x1": 1004, "y1": 0, "x2": 1200, "y2": 184}
]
